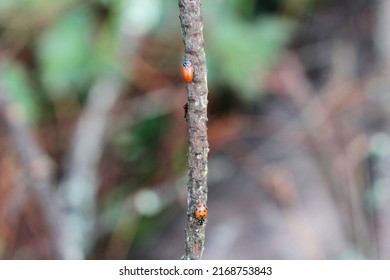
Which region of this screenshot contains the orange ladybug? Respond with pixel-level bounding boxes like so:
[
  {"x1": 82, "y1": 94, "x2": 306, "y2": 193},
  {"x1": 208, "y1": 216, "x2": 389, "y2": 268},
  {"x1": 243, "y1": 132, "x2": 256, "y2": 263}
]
[
  {"x1": 181, "y1": 59, "x2": 194, "y2": 83},
  {"x1": 194, "y1": 202, "x2": 208, "y2": 225}
]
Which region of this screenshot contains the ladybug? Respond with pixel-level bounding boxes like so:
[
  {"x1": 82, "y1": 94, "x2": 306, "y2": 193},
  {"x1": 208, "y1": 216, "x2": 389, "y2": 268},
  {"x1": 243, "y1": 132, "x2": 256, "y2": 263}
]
[
  {"x1": 194, "y1": 202, "x2": 208, "y2": 225},
  {"x1": 181, "y1": 59, "x2": 194, "y2": 83}
]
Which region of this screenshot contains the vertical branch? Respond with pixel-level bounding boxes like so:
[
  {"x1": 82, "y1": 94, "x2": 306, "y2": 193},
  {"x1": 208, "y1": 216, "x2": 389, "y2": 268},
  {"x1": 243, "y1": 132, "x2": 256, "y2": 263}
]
[
  {"x1": 375, "y1": 0, "x2": 390, "y2": 67},
  {"x1": 56, "y1": 78, "x2": 121, "y2": 259},
  {"x1": 178, "y1": 0, "x2": 209, "y2": 260},
  {"x1": 0, "y1": 67, "x2": 60, "y2": 258}
]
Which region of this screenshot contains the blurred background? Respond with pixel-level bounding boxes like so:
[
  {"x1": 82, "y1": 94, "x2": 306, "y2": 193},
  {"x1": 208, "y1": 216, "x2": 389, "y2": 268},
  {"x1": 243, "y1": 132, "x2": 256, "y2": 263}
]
[{"x1": 0, "y1": 0, "x2": 389, "y2": 259}]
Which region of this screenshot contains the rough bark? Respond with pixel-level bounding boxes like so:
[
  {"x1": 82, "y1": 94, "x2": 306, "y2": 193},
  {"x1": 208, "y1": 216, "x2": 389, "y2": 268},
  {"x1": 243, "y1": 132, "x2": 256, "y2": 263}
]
[{"x1": 179, "y1": 0, "x2": 209, "y2": 260}]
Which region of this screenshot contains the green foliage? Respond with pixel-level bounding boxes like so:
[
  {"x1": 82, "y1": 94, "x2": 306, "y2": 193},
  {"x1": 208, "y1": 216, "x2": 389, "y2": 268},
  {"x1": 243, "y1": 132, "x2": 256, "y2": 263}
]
[
  {"x1": 36, "y1": 7, "x2": 96, "y2": 98},
  {"x1": 207, "y1": 16, "x2": 293, "y2": 100},
  {"x1": 116, "y1": 116, "x2": 168, "y2": 179},
  {"x1": 223, "y1": 0, "x2": 283, "y2": 20},
  {"x1": 0, "y1": 0, "x2": 36, "y2": 18},
  {"x1": 2, "y1": 63, "x2": 40, "y2": 122},
  {"x1": 100, "y1": 185, "x2": 135, "y2": 232}
]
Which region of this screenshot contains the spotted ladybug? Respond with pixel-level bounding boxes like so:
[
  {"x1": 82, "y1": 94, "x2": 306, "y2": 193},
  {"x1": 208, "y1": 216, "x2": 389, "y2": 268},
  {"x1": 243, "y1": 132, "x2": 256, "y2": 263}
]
[
  {"x1": 181, "y1": 59, "x2": 194, "y2": 83},
  {"x1": 194, "y1": 202, "x2": 208, "y2": 225}
]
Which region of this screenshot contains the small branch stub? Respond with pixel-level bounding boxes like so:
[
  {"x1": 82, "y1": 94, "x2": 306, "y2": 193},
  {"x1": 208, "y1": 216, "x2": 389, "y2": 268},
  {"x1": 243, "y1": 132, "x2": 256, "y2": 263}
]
[{"x1": 179, "y1": 0, "x2": 209, "y2": 260}]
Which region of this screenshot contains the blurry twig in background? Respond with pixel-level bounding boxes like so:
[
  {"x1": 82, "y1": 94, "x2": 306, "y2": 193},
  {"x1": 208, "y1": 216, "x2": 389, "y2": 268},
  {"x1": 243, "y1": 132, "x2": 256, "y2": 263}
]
[
  {"x1": 56, "y1": 78, "x2": 121, "y2": 259},
  {"x1": 0, "y1": 65, "x2": 59, "y2": 257},
  {"x1": 0, "y1": 70, "x2": 121, "y2": 259},
  {"x1": 266, "y1": 42, "x2": 379, "y2": 258}
]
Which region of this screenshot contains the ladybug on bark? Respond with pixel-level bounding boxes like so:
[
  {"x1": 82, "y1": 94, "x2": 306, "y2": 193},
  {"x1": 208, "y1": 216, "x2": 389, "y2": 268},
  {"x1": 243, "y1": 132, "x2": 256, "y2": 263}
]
[
  {"x1": 194, "y1": 202, "x2": 208, "y2": 225},
  {"x1": 181, "y1": 59, "x2": 194, "y2": 83}
]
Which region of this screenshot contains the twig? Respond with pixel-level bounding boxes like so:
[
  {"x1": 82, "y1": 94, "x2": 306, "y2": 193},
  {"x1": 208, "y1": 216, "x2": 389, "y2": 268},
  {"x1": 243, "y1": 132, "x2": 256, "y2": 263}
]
[
  {"x1": 55, "y1": 78, "x2": 121, "y2": 259},
  {"x1": 178, "y1": 0, "x2": 209, "y2": 260},
  {"x1": 0, "y1": 67, "x2": 60, "y2": 258}
]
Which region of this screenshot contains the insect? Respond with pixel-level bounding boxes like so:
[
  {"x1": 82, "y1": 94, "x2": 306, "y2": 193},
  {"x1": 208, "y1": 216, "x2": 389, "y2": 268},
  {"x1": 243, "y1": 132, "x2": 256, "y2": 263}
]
[
  {"x1": 194, "y1": 202, "x2": 208, "y2": 225},
  {"x1": 181, "y1": 59, "x2": 194, "y2": 83},
  {"x1": 183, "y1": 102, "x2": 188, "y2": 120}
]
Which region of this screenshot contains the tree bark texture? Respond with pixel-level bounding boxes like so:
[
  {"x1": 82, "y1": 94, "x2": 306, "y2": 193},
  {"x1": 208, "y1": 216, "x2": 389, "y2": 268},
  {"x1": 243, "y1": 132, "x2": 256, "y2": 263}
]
[{"x1": 179, "y1": 0, "x2": 209, "y2": 260}]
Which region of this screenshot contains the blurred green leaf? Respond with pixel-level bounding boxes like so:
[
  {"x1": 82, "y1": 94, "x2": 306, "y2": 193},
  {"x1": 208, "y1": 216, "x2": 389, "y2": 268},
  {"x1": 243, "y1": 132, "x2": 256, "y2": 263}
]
[
  {"x1": 116, "y1": 116, "x2": 168, "y2": 179},
  {"x1": 207, "y1": 16, "x2": 294, "y2": 100},
  {"x1": 36, "y1": 7, "x2": 96, "y2": 98},
  {"x1": 90, "y1": 10, "x2": 121, "y2": 80},
  {"x1": 0, "y1": 0, "x2": 34, "y2": 17},
  {"x1": 100, "y1": 186, "x2": 133, "y2": 232},
  {"x1": 3, "y1": 63, "x2": 40, "y2": 122}
]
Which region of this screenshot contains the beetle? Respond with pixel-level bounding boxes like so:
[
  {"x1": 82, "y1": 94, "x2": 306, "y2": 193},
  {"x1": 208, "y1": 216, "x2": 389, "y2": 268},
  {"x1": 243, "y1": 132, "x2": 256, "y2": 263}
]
[
  {"x1": 194, "y1": 202, "x2": 208, "y2": 225},
  {"x1": 181, "y1": 59, "x2": 194, "y2": 83}
]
